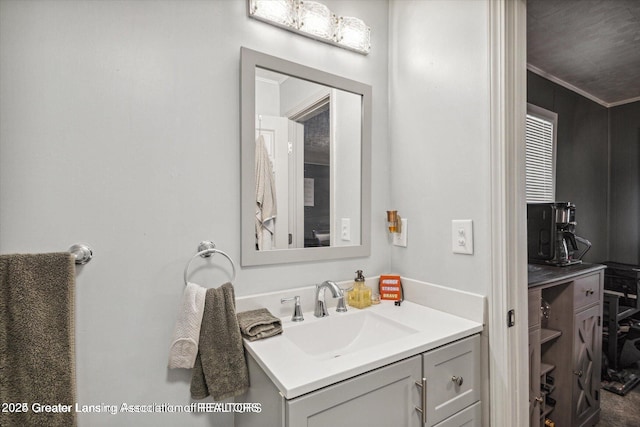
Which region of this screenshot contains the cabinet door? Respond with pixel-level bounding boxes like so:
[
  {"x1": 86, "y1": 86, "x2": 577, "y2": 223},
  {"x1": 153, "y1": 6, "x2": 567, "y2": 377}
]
[
  {"x1": 572, "y1": 304, "x2": 601, "y2": 427},
  {"x1": 423, "y1": 335, "x2": 481, "y2": 426},
  {"x1": 529, "y1": 328, "x2": 541, "y2": 427},
  {"x1": 286, "y1": 355, "x2": 422, "y2": 427}
]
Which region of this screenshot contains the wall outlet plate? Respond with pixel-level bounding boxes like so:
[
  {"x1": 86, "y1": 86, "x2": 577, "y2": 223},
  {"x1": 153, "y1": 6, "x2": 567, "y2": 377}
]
[
  {"x1": 452, "y1": 219, "x2": 473, "y2": 254},
  {"x1": 392, "y1": 218, "x2": 408, "y2": 247}
]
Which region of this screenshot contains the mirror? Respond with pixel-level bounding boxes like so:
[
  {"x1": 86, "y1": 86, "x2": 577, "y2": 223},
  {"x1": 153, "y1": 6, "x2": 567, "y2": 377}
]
[{"x1": 241, "y1": 47, "x2": 371, "y2": 266}]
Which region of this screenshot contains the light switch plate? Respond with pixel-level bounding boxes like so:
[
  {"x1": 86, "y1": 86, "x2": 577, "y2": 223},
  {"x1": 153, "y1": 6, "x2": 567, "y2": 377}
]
[
  {"x1": 452, "y1": 219, "x2": 473, "y2": 254},
  {"x1": 341, "y1": 218, "x2": 351, "y2": 241},
  {"x1": 393, "y1": 218, "x2": 408, "y2": 247}
]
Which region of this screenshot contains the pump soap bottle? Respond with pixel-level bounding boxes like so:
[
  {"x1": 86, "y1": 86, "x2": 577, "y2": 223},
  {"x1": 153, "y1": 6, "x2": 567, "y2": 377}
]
[{"x1": 347, "y1": 270, "x2": 372, "y2": 309}]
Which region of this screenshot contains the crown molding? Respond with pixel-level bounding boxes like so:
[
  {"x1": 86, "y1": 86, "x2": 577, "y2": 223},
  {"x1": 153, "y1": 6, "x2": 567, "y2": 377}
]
[{"x1": 527, "y1": 64, "x2": 640, "y2": 108}]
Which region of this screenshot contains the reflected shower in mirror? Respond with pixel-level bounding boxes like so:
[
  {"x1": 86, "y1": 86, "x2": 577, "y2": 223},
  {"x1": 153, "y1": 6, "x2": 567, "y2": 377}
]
[{"x1": 241, "y1": 47, "x2": 371, "y2": 266}]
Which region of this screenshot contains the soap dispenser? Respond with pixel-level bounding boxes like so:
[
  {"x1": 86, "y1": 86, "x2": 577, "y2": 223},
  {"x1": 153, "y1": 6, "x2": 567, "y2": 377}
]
[{"x1": 348, "y1": 270, "x2": 372, "y2": 309}]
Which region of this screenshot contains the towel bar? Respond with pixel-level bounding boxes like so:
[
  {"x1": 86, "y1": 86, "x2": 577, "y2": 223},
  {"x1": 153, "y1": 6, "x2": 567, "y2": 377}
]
[
  {"x1": 68, "y1": 243, "x2": 93, "y2": 265},
  {"x1": 183, "y1": 241, "x2": 237, "y2": 286}
]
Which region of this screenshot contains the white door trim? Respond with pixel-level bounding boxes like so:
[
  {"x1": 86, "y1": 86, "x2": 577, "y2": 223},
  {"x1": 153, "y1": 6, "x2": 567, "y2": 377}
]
[{"x1": 488, "y1": 0, "x2": 529, "y2": 426}]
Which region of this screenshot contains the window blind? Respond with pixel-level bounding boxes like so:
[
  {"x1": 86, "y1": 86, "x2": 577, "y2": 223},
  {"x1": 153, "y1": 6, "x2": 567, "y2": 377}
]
[{"x1": 525, "y1": 112, "x2": 555, "y2": 203}]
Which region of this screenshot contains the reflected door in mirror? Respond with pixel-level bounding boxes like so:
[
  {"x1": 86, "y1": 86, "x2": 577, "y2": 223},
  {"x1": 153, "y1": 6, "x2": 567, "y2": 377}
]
[
  {"x1": 255, "y1": 115, "x2": 304, "y2": 250},
  {"x1": 255, "y1": 67, "x2": 362, "y2": 250}
]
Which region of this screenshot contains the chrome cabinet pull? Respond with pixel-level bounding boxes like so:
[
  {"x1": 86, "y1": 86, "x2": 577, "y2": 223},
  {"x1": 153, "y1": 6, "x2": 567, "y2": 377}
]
[
  {"x1": 573, "y1": 370, "x2": 583, "y2": 377},
  {"x1": 415, "y1": 378, "x2": 427, "y2": 424},
  {"x1": 451, "y1": 376, "x2": 464, "y2": 387},
  {"x1": 535, "y1": 396, "x2": 544, "y2": 404}
]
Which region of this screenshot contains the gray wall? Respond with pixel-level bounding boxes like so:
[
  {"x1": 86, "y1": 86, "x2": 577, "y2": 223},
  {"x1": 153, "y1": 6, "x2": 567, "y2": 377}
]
[
  {"x1": 609, "y1": 101, "x2": 640, "y2": 264},
  {"x1": 527, "y1": 71, "x2": 609, "y2": 263},
  {"x1": 528, "y1": 71, "x2": 640, "y2": 265},
  {"x1": 388, "y1": 0, "x2": 493, "y2": 294},
  {"x1": 1, "y1": 0, "x2": 501, "y2": 425},
  {"x1": 0, "y1": 1, "x2": 390, "y2": 425}
]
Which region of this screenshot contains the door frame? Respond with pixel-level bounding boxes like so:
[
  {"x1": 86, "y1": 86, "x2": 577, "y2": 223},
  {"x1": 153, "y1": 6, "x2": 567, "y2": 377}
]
[{"x1": 488, "y1": 0, "x2": 529, "y2": 426}]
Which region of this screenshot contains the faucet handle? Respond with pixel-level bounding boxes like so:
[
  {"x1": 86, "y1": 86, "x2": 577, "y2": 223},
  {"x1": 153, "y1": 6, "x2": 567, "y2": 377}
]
[
  {"x1": 336, "y1": 295, "x2": 348, "y2": 313},
  {"x1": 336, "y1": 288, "x2": 348, "y2": 313},
  {"x1": 281, "y1": 296, "x2": 304, "y2": 322}
]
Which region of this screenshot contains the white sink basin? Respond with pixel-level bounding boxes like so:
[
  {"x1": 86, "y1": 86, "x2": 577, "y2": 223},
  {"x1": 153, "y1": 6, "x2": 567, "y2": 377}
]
[
  {"x1": 282, "y1": 310, "x2": 418, "y2": 359},
  {"x1": 242, "y1": 301, "x2": 483, "y2": 399}
]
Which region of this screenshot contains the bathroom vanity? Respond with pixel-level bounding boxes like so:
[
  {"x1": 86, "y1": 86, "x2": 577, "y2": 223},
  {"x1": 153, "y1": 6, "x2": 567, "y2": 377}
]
[
  {"x1": 527, "y1": 263, "x2": 605, "y2": 427},
  {"x1": 234, "y1": 300, "x2": 483, "y2": 427}
]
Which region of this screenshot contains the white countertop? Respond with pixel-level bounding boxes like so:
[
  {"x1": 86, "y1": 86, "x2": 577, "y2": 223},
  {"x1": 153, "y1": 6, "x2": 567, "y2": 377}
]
[{"x1": 243, "y1": 300, "x2": 483, "y2": 399}]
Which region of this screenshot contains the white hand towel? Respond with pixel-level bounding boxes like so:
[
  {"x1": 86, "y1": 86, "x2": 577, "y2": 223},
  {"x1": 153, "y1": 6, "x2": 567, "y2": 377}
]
[{"x1": 168, "y1": 282, "x2": 207, "y2": 369}]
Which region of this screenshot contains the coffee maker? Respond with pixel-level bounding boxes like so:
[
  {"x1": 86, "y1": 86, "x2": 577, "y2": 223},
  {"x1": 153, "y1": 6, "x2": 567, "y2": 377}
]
[{"x1": 527, "y1": 202, "x2": 591, "y2": 266}]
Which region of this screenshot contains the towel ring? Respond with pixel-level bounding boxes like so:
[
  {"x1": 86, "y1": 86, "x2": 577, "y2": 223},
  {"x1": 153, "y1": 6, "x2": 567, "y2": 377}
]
[{"x1": 183, "y1": 241, "x2": 237, "y2": 286}]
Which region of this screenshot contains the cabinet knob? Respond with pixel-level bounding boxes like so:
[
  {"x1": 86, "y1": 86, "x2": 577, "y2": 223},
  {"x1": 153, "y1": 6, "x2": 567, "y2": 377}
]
[
  {"x1": 451, "y1": 376, "x2": 464, "y2": 387},
  {"x1": 573, "y1": 370, "x2": 583, "y2": 377},
  {"x1": 535, "y1": 396, "x2": 544, "y2": 404},
  {"x1": 585, "y1": 289, "x2": 594, "y2": 296}
]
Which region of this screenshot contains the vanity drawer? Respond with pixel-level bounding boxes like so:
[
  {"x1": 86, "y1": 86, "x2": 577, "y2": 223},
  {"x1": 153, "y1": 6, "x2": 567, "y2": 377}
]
[
  {"x1": 423, "y1": 335, "x2": 481, "y2": 426},
  {"x1": 433, "y1": 401, "x2": 481, "y2": 427},
  {"x1": 573, "y1": 272, "x2": 602, "y2": 310}
]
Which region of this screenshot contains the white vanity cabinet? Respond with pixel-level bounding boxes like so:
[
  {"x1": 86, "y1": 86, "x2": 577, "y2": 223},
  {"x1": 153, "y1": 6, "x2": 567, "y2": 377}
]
[{"x1": 235, "y1": 334, "x2": 481, "y2": 427}]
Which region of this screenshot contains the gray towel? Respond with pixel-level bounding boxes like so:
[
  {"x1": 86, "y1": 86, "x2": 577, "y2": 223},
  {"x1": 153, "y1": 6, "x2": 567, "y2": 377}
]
[
  {"x1": 0, "y1": 253, "x2": 77, "y2": 427},
  {"x1": 237, "y1": 308, "x2": 282, "y2": 341},
  {"x1": 190, "y1": 282, "x2": 249, "y2": 401}
]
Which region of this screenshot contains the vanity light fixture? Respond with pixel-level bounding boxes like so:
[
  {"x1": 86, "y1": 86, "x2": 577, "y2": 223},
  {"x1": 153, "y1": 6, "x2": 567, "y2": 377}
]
[
  {"x1": 249, "y1": 0, "x2": 297, "y2": 27},
  {"x1": 386, "y1": 210, "x2": 402, "y2": 234},
  {"x1": 298, "y1": 1, "x2": 334, "y2": 40},
  {"x1": 337, "y1": 16, "x2": 370, "y2": 53},
  {"x1": 248, "y1": 0, "x2": 371, "y2": 55}
]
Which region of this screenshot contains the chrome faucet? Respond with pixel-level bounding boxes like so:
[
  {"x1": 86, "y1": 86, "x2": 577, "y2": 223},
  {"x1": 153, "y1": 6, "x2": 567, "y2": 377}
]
[{"x1": 314, "y1": 280, "x2": 348, "y2": 317}]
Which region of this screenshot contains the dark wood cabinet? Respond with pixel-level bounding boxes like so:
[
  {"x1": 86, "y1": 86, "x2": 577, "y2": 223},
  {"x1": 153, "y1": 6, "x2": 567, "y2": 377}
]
[{"x1": 528, "y1": 264, "x2": 605, "y2": 427}]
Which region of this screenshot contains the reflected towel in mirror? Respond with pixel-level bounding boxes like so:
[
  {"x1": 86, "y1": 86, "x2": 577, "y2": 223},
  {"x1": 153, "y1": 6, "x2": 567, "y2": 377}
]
[{"x1": 255, "y1": 135, "x2": 277, "y2": 250}]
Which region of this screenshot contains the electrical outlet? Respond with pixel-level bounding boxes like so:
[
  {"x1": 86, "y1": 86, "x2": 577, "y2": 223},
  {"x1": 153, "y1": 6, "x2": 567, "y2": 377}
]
[
  {"x1": 393, "y1": 218, "x2": 408, "y2": 247},
  {"x1": 341, "y1": 218, "x2": 351, "y2": 241},
  {"x1": 452, "y1": 219, "x2": 473, "y2": 254}
]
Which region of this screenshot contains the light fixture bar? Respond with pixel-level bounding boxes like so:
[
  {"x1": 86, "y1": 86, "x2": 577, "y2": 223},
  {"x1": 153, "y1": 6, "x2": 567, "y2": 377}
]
[{"x1": 248, "y1": 0, "x2": 370, "y2": 55}]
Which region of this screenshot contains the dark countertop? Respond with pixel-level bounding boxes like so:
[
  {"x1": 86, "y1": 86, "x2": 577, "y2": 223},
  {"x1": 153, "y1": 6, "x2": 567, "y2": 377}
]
[{"x1": 528, "y1": 262, "x2": 606, "y2": 288}]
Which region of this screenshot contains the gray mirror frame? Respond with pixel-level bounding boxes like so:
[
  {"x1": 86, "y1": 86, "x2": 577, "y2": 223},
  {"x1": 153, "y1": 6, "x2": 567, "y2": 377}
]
[{"x1": 240, "y1": 47, "x2": 372, "y2": 266}]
